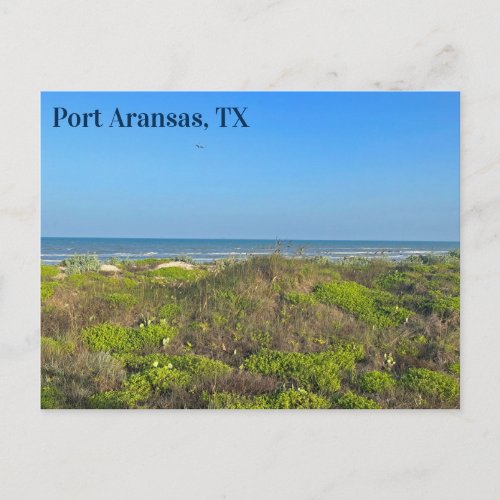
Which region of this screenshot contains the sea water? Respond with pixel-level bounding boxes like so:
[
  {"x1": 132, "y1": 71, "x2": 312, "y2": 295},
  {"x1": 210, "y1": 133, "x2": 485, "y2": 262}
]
[{"x1": 41, "y1": 237, "x2": 459, "y2": 264}]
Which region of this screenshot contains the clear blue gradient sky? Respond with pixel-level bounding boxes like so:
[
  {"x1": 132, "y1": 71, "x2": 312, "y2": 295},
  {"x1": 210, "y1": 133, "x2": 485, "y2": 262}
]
[{"x1": 41, "y1": 91, "x2": 459, "y2": 241}]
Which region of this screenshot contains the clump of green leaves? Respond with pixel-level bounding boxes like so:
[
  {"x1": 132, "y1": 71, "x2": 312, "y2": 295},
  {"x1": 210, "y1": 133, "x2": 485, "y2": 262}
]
[
  {"x1": 118, "y1": 353, "x2": 232, "y2": 380},
  {"x1": 145, "y1": 267, "x2": 205, "y2": 281},
  {"x1": 335, "y1": 391, "x2": 381, "y2": 409},
  {"x1": 90, "y1": 354, "x2": 231, "y2": 408},
  {"x1": 88, "y1": 390, "x2": 128, "y2": 409},
  {"x1": 377, "y1": 266, "x2": 459, "y2": 316},
  {"x1": 395, "y1": 334, "x2": 428, "y2": 357},
  {"x1": 41, "y1": 336, "x2": 76, "y2": 356},
  {"x1": 82, "y1": 322, "x2": 177, "y2": 353},
  {"x1": 358, "y1": 371, "x2": 395, "y2": 394},
  {"x1": 427, "y1": 291, "x2": 460, "y2": 314},
  {"x1": 274, "y1": 388, "x2": 330, "y2": 409},
  {"x1": 65, "y1": 272, "x2": 104, "y2": 288},
  {"x1": 400, "y1": 368, "x2": 459, "y2": 404},
  {"x1": 206, "y1": 388, "x2": 330, "y2": 409},
  {"x1": 283, "y1": 292, "x2": 316, "y2": 305},
  {"x1": 313, "y1": 280, "x2": 412, "y2": 327},
  {"x1": 64, "y1": 254, "x2": 101, "y2": 274},
  {"x1": 159, "y1": 303, "x2": 182, "y2": 320},
  {"x1": 448, "y1": 361, "x2": 460, "y2": 376},
  {"x1": 104, "y1": 292, "x2": 138, "y2": 309},
  {"x1": 41, "y1": 281, "x2": 59, "y2": 301},
  {"x1": 89, "y1": 367, "x2": 190, "y2": 409},
  {"x1": 204, "y1": 392, "x2": 270, "y2": 409},
  {"x1": 41, "y1": 385, "x2": 62, "y2": 409},
  {"x1": 244, "y1": 343, "x2": 364, "y2": 394},
  {"x1": 41, "y1": 265, "x2": 59, "y2": 279}
]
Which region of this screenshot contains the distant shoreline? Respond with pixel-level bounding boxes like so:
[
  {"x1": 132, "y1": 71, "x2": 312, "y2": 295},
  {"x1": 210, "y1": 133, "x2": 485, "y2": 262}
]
[{"x1": 41, "y1": 237, "x2": 459, "y2": 265}]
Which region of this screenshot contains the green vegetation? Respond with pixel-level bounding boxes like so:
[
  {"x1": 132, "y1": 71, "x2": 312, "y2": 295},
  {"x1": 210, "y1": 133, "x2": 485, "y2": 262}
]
[
  {"x1": 206, "y1": 388, "x2": 331, "y2": 409},
  {"x1": 159, "y1": 303, "x2": 182, "y2": 320},
  {"x1": 358, "y1": 371, "x2": 395, "y2": 394},
  {"x1": 41, "y1": 252, "x2": 459, "y2": 409},
  {"x1": 82, "y1": 323, "x2": 177, "y2": 353},
  {"x1": 335, "y1": 391, "x2": 381, "y2": 409},
  {"x1": 41, "y1": 281, "x2": 59, "y2": 300},
  {"x1": 145, "y1": 267, "x2": 205, "y2": 281},
  {"x1": 244, "y1": 343, "x2": 364, "y2": 394},
  {"x1": 41, "y1": 385, "x2": 62, "y2": 409},
  {"x1": 63, "y1": 254, "x2": 101, "y2": 274},
  {"x1": 284, "y1": 292, "x2": 317, "y2": 305},
  {"x1": 313, "y1": 280, "x2": 413, "y2": 327},
  {"x1": 41, "y1": 336, "x2": 76, "y2": 356},
  {"x1": 41, "y1": 265, "x2": 59, "y2": 279},
  {"x1": 400, "y1": 368, "x2": 459, "y2": 405},
  {"x1": 104, "y1": 292, "x2": 138, "y2": 308}
]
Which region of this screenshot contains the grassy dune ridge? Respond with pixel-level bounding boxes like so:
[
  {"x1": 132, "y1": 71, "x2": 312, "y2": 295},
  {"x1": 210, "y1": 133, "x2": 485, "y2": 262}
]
[{"x1": 41, "y1": 252, "x2": 460, "y2": 409}]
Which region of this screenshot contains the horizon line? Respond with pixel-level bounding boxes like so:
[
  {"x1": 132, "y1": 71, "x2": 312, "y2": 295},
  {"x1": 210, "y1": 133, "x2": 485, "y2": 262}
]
[{"x1": 41, "y1": 236, "x2": 460, "y2": 243}]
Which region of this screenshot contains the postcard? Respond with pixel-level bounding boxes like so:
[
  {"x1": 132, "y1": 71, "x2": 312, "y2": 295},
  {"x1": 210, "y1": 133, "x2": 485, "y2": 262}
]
[{"x1": 41, "y1": 91, "x2": 459, "y2": 409}]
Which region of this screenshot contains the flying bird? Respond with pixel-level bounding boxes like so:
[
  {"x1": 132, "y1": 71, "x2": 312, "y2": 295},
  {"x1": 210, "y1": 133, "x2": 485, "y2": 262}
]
[{"x1": 195, "y1": 144, "x2": 206, "y2": 149}]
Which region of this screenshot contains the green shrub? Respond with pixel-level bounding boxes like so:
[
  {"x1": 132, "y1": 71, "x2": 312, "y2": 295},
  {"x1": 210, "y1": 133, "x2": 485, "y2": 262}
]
[
  {"x1": 41, "y1": 385, "x2": 62, "y2": 409},
  {"x1": 82, "y1": 322, "x2": 177, "y2": 353},
  {"x1": 104, "y1": 292, "x2": 138, "y2": 309},
  {"x1": 405, "y1": 252, "x2": 459, "y2": 265},
  {"x1": 122, "y1": 277, "x2": 139, "y2": 289},
  {"x1": 99, "y1": 366, "x2": 192, "y2": 408},
  {"x1": 375, "y1": 270, "x2": 409, "y2": 291},
  {"x1": 166, "y1": 354, "x2": 232, "y2": 379},
  {"x1": 358, "y1": 371, "x2": 395, "y2": 393},
  {"x1": 244, "y1": 343, "x2": 364, "y2": 394},
  {"x1": 145, "y1": 267, "x2": 204, "y2": 281},
  {"x1": 145, "y1": 366, "x2": 191, "y2": 391},
  {"x1": 401, "y1": 292, "x2": 459, "y2": 316},
  {"x1": 273, "y1": 388, "x2": 330, "y2": 409},
  {"x1": 428, "y1": 291, "x2": 460, "y2": 314},
  {"x1": 41, "y1": 265, "x2": 59, "y2": 279},
  {"x1": 205, "y1": 389, "x2": 330, "y2": 409},
  {"x1": 64, "y1": 254, "x2": 101, "y2": 274},
  {"x1": 159, "y1": 303, "x2": 182, "y2": 320},
  {"x1": 313, "y1": 280, "x2": 412, "y2": 327},
  {"x1": 400, "y1": 368, "x2": 459, "y2": 403},
  {"x1": 41, "y1": 336, "x2": 76, "y2": 356},
  {"x1": 41, "y1": 281, "x2": 58, "y2": 301},
  {"x1": 377, "y1": 268, "x2": 459, "y2": 316},
  {"x1": 395, "y1": 335, "x2": 428, "y2": 357},
  {"x1": 118, "y1": 353, "x2": 232, "y2": 379},
  {"x1": 335, "y1": 391, "x2": 381, "y2": 409},
  {"x1": 88, "y1": 390, "x2": 128, "y2": 409},
  {"x1": 448, "y1": 361, "x2": 460, "y2": 376},
  {"x1": 284, "y1": 292, "x2": 316, "y2": 305},
  {"x1": 206, "y1": 392, "x2": 271, "y2": 409},
  {"x1": 121, "y1": 372, "x2": 153, "y2": 405},
  {"x1": 92, "y1": 355, "x2": 233, "y2": 409},
  {"x1": 251, "y1": 331, "x2": 272, "y2": 349},
  {"x1": 132, "y1": 258, "x2": 173, "y2": 268},
  {"x1": 65, "y1": 272, "x2": 104, "y2": 287}
]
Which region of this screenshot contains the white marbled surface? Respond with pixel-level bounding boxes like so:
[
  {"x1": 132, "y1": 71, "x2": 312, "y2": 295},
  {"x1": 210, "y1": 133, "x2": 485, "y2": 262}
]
[{"x1": 1, "y1": 0, "x2": 500, "y2": 498}]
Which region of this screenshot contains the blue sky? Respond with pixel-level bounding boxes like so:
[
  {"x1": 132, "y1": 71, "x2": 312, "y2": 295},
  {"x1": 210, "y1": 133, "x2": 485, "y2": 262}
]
[{"x1": 41, "y1": 91, "x2": 459, "y2": 241}]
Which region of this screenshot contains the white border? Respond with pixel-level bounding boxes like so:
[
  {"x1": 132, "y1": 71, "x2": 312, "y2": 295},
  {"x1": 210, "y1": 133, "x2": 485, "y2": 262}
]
[{"x1": 1, "y1": 1, "x2": 499, "y2": 498}]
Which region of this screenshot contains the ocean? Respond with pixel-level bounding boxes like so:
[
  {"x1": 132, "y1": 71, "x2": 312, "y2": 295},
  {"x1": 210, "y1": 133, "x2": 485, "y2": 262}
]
[{"x1": 41, "y1": 238, "x2": 459, "y2": 264}]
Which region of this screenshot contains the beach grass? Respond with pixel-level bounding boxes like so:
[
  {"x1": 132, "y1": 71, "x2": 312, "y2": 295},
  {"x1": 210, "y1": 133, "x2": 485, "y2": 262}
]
[{"x1": 41, "y1": 252, "x2": 460, "y2": 409}]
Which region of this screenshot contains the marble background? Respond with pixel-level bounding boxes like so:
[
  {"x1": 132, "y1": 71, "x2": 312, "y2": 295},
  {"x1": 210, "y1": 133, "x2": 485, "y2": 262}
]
[{"x1": 1, "y1": 1, "x2": 499, "y2": 498}]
